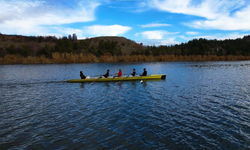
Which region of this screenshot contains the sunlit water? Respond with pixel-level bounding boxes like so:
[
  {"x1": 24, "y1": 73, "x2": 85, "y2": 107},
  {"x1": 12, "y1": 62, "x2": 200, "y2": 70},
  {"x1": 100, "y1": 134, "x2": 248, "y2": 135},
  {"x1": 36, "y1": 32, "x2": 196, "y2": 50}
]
[{"x1": 0, "y1": 61, "x2": 250, "y2": 149}]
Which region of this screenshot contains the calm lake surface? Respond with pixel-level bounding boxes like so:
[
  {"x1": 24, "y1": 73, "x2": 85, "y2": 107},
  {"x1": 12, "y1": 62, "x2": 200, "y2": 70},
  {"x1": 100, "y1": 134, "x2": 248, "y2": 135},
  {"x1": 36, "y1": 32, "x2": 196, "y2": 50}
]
[{"x1": 0, "y1": 61, "x2": 250, "y2": 149}]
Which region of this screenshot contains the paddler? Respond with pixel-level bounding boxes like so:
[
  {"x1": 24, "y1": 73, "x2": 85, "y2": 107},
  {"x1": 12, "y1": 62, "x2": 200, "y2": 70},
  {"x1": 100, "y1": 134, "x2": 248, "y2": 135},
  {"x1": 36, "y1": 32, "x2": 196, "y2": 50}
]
[
  {"x1": 141, "y1": 68, "x2": 147, "y2": 76},
  {"x1": 115, "y1": 69, "x2": 122, "y2": 77},
  {"x1": 80, "y1": 71, "x2": 86, "y2": 79},
  {"x1": 130, "y1": 69, "x2": 136, "y2": 77},
  {"x1": 102, "y1": 70, "x2": 109, "y2": 78}
]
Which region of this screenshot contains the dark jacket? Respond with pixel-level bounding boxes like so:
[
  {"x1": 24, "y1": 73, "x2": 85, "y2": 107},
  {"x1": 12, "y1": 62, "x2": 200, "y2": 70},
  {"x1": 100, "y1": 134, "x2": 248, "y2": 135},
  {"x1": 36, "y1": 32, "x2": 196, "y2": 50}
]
[
  {"x1": 103, "y1": 72, "x2": 109, "y2": 78},
  {"x1": 142, "y1": 70, "x2": 147, "y2": 76},
  {"x1": 131, "y1": 71, "x2": 136, "y2": 76},
  {"x1": 80, "y1": 72, "x2": 86, "y2": 79}
]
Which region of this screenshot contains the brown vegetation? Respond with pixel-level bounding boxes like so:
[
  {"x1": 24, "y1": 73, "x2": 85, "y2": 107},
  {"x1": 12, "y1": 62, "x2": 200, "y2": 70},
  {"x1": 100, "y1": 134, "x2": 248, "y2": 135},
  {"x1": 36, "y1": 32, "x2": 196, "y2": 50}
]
[
  {"x1": 1, "y1": 34, "x2": 250, "y2": 64},
  {"x1": 1, "y1": 53, "x2": 250, "y2": 64}
]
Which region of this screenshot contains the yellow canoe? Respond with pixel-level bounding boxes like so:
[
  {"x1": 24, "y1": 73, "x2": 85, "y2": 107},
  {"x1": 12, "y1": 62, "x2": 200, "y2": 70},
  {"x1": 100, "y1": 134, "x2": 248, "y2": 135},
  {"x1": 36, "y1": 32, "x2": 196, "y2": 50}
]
[{"x1": 66, "y1": 74, "x2": 166, "y2": 83}]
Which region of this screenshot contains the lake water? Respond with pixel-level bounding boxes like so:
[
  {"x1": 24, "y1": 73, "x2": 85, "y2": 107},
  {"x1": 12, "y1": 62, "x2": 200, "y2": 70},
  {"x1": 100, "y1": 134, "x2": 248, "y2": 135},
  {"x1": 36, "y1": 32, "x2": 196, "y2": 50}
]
[{"x1": 0, "y1": 61, "x2": 250, "y2": 149}]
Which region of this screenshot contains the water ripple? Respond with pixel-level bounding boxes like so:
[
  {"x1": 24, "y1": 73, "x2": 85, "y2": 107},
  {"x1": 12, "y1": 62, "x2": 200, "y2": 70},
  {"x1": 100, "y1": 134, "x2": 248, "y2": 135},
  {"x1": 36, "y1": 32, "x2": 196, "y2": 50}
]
[{"x1": 1, "y1": 62, "x2": 250, "y2": 149}]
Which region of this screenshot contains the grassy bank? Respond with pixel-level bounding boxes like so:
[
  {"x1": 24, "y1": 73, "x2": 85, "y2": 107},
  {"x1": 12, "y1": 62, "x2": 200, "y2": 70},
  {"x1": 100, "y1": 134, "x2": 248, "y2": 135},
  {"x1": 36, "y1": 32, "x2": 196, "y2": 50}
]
[{"x1": 1, "y1": 52, "x2": 250, "y2": 64}]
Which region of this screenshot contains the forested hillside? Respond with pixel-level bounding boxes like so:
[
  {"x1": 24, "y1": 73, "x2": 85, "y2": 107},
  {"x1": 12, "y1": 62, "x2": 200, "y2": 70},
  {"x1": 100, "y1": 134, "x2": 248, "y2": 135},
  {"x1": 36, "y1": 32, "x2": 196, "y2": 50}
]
[
  {"x1": 0, "y1": 33, "x2": 250, "y2": 64},
  {"x1": 0, "y1": 34, "x2": 145, "y2": 58},
  {"x1": 146, "y1": 35, "x2": 250, "y2": 56}
]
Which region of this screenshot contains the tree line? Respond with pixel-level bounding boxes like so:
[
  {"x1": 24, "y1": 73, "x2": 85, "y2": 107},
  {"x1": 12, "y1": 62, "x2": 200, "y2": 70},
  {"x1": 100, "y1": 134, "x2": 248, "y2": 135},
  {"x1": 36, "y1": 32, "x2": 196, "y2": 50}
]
[
  {"x1": 144, "y1": 35, "x2": 250, "y2": 56},
  {"x1": 1, "y1": 34, "x2": 250, "y2": 58}
]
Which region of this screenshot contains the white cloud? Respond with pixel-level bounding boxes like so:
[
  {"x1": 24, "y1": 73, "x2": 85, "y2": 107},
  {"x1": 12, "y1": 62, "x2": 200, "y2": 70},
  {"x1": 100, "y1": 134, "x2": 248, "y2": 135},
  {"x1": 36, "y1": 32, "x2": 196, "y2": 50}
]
[
  {"x1": 135, "y1": 30, "x2": 180, "y2": 45},
  {"x1": 0, "y1": 0, "x2": 100, "y2": 35},
  {"x1": 141, "y1": 31, "x2": 165, "y2": 39},
  {"x1": 139, "y1": 31, "x2": 249, "y2": 46},
  {"x1": 160, "y1": 39, "x2": 181, "y2": 45},
  {"x1": 49, "y1": 24, "x2": 131, "y2": 39},
  {"x1": 141, "y1": 32, "x2": 248, "y2": 46},
  {"x1": 186, "y1": 31, "x2": 199, "y2": 35},
  {"x1": 82, "y1": 25, "x2": 132, "y2": 36},
  {"x1": 187, "y1": 5, "x2": 250, "y2": 30},
  {"x1": 52, "y1": 27, "x2": 83, "y2": 38},
  {"x1": 136, "y1": 38, "x2": 180, "y2": 46},
  {"x1": 150, "y1": 0, "x2": 250, "y2": 30},
  {"x1": 150, "y1": 0, "x2": 244, "y2": 19},
  {"x1": 140, "y1": 23, "x2": 171, "y2": 28},
  {"x1": 140, "y1": 30, "x2": 179, "y2": 39},
  {"x1": 193, "y1": 32, "x2": 248, "y2": 41}
]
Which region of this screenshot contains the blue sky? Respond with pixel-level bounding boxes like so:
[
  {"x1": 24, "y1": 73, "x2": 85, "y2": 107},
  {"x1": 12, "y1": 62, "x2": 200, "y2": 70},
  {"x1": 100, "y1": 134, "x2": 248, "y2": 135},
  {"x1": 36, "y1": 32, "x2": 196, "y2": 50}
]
[{"x1": 1, "y1": 0, "x2": 250, "y2": 45}]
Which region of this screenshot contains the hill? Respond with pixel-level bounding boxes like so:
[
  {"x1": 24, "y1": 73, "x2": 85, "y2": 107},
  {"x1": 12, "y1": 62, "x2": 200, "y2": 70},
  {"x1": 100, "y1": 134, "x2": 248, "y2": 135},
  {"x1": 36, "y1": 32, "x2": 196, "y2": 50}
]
[
  {"x1": 0, "y1": 33, "x2": 250, "y2": 64},
  {"x1": 0, "y1": 34, "x2": 145, "y2": 57},
  {"x1": 83, "y1": 36, "x2": 145, "y2": 55}
]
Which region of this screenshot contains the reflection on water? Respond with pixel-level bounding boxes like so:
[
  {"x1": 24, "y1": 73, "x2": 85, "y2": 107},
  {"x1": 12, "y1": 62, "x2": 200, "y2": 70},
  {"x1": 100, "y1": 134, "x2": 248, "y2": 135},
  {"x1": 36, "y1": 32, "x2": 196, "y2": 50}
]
[
  {"x1": 80, "y1": 83, "x2": 84, "y2": 88},
  {"x1": 0, "y1": 61, "x2": 250, "y2": 149},
  {"x1": 104, "y1": 82, "x2": 111, "y2": 87}
]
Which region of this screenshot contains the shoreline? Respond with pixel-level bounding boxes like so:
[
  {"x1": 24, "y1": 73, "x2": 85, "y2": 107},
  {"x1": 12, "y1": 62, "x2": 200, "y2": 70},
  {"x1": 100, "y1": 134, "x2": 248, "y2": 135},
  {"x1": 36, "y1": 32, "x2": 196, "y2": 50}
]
[{"x1": 1, "y1": 53, "x2": 250, "y2": 64}]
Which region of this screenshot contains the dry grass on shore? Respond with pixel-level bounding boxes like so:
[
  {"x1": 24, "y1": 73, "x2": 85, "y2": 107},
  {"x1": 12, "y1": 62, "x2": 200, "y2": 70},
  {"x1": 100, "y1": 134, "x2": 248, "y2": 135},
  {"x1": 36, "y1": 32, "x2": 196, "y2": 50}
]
[{"x1": 0, "y1": 53, "x2": 250, "y2": 64}]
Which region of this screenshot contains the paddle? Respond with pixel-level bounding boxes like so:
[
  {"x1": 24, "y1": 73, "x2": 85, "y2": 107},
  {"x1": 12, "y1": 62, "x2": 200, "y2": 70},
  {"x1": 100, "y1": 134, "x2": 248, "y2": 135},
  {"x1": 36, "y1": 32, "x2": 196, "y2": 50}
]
[
  {"x1": 119, "y1": 74, "x2": 130, "y2": 83},
  {"x1": 140, "y1": 73, "x2": 146, "y2": 83},
  {"x1": 111, "y1": 74, "x2": 117, "y2": 82},
  {"x1": 140, "y1": 75, "x2": 143, "y2": 83},
  {"x1": 111, "y1": 73, "x2": 125, "y2": 82},
  {"x1": 90, "y1": 76, "x2": 101, "y2": 85}
]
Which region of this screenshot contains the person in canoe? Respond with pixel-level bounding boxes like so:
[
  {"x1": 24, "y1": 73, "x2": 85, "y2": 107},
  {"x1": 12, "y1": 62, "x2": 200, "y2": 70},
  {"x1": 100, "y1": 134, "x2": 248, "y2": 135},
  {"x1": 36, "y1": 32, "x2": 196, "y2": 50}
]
[
  {"x1": 114, "y1": 69, "x2": 122, "y2": 77},
  {"x1": 141, "y1": 68, "x2": 147, "y2": 76},
  {"x1": 80, "y1": 71, "x2": 86, "y2": 79},
  {"x1": 102, "y1": 70, "x2": 109, "y2": 78},
  {"x1": 130, "y1": 69, "x2": 136, "y2": 77}
]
